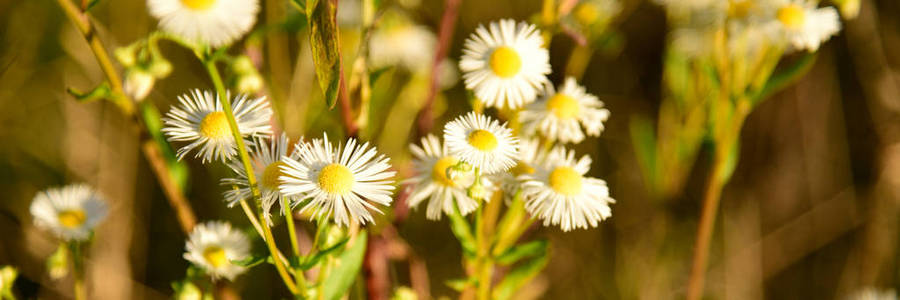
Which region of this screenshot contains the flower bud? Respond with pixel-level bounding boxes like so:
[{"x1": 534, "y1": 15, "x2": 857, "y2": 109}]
[
  {"x1": 114, "y1": 47, "x2": 136, "y2": 67},
  {"x1": 231, "y1": 56, "x2": 256, "y2": 75},
  {"x1": 173, "y1": 281, "x2": 202, "y2": 300},
  {"x1": 46, "y1": 244, "x2": 68, "y2": 280},
  {"x1": 149, "y1": 59, "x2": 173, "y2": 78},
  {"x1": 124, "y1": 69, "x2": 155, "y2": 101},
  {"x1": 0, "y1": 266, "x2": 18, "y2": 293},
  {"x1": 236, "y1": 73, "x2": 263, "y2": 94}
]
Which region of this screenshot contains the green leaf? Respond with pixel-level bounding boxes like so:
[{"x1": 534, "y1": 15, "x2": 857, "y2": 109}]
[
  {"x1": 321, "y1": 230, "x2": 368, "y2": 300},
  {"x1": 139, "y1": 101, "x2": 189, "y2": 190},
  {"x1": 84, "y1": 0, "x2": 101, "y2": 11},
  {"x1": 447, "y1": 204, "x2": 477, "y2": 259},
  {"x1": 495, "y1": 239, "x2": 548, "y2": 266},
  {"x1": 230, "y1": 253, "x2": 267, "y2": 268},
  {"x1": 751, "y1": 52, "x2": 817, "y2": 104},
  {"x1": 492, "y1": 253, "x2": 550, "y2": 300},
  {"x1": 292, "y1": 236, "x2": 349, "y2": 270},
  {"x1": 290, "y1": 0, "x2": 307, "y2": 12},
  {"x1": 445, "y1": 277, "x2": 475, "y2": 292},
  {"x1": 306, "y1": 0, "x2": 342, "y2": 109},
  {"x1": 66, "y1": 82, "x2": 112, "y2": 103},
  {"x1": 368, "y1": 66, "x2": 392, "y2": 84}
]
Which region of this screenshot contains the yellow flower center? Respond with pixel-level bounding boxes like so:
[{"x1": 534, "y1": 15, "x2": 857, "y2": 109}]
[
  {"x1": 202, "y1": 246, "x2": 228, "y2": 268},
  {"x1": 199, "y1": 111, "x2": 232, "y2": 140},
  {"x1": 777, "y1": 4, "x2": 805, "y2": 30},
  {"x1": 57, "y1": 209, "x2": 86, "y2": 228},
  {"x1": 181, "y1": 0, "x2": 216, "y2": 10},
  {"x1": 489, "y1": 46, "x2": 522, "y2": 78},
  {"x1": 546, "y1": 93, "x2": 580, "y2": 119},
  {"x1": 574, "y1": 3, "x2": 600, "y2": 26},
  {"x1": 467, "y1": 130, "x2": 499, "y2": 151},
  {"x1": 261, "y1": 161, "x2": 285, "y2": 190},
  {"x1": 728, "y1": 0, "x2": 754, "y2": 18},
  {"x1": 317, "y1": 163, "x2": 354, "y2": 195},
  {"x1": 509, "y1": 161, "x2": 535, "y2": 177},
  {"x1": 548, "y1": 167, "x2": 583, "y2": 196},
  {"x1": 431, "y1": 156, "x2": 459, "y2": 187}
]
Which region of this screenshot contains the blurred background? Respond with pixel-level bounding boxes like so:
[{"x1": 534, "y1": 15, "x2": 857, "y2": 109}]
[{"x1": 1, "y1": 0, "x2": 899, "y2": 299}]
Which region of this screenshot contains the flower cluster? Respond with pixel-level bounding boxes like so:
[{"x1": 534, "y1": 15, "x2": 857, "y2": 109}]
[{"x1": 406, "y1": 19, "x2": 616, "y2": 231}]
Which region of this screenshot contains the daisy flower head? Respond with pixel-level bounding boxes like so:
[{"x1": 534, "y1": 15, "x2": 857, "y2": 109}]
[
  {"x1": 184, "y1": 221, "x2": 250, "y2": 280},
  {"x1": 279, "y1": 134, "x2": 396, "y2": 227},
  {"x1": 147, "y1": 0, "x2": 260, "y2": 48},
  {"x1": 405, "y1": 135, "x2": 479, "y2": 220},
  {"x1": 522, "y1": 146, "x2": 614, "y2": 231},
  {"x1": 162, "y1": 89, "x2": 272, "y2": 163},
  {"x1": 30, "y1": 184, "x2": 108, "y2": 242},
  {"x1": 521, "y1": 77, "x2": 611, "y2": 144},
  {"x1": 459, "y1": 19, "x2": 551, "y2": 109},
  {"x1": 491, "y1": 137, "x2": 548, "y2": 195},
  {"x1": 221, "y1": 133, "x2": 300, "y2": 224},
  {"x1": 369, "y1": 11, "x2": 437, "y2": 72},
  {"x1": 444, "y1": 112, "x2": 519, "y2": 174},
  {"x1": 765, "y1": 0, "x2": 840, "y2": 51}
]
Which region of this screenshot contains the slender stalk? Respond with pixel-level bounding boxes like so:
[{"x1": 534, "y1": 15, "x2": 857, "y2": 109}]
[
  {"x1": 282, "y1": 198, "x2": 310, "y2": 294},
  {"x1": 415, "y1": 0, "x2": 462, "y2": 137},
  {"x1": 55, "y1": 0, "x2": 198, "y2": 234},
  {"x1": 69, "y1": 242, "x2": 86, "y2": 300},
  {"x1": 202, "y1": 58, "x2": 302, "y2": 295},
  {"x1": 685, "y1": 148, "x2": 727, "y2": 300}
]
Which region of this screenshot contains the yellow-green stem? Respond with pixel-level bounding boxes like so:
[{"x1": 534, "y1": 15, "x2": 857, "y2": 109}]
[
  {"x1": 203, "y1": 58, "x2": 302, "y2": 295},
  {"x1": 69, "y1": 242, "x2": 86, "y2": 300},
  {"x1": 282, "y1": 198, "x2": 309, "y2": 293}
]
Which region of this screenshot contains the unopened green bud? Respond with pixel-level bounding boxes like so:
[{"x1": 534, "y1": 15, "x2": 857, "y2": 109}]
[
  {"x1": 236, "y1": 73, "x2": 263, "y2": 94},
  {"x1": 0, "y1": 266, "x2": 18, "y2": 293},
  {"x1": 232, "y1": 56, "x2": 256, "y2": 75},
  {"x1": 149, "y1": 59, "x2": 173, "y2": 78},
  {"x1": 391, "y1": 287, "x2": 418, "y2": 300},
  {"x1": 124, "y1": 69, "x2": 155, "y2": 101},
  {"x1": 173, "y1": 281, "x2": 202, "y2": 300},
  {"x1": 114, "y1": 47, "x2": 137, "y2": 67},
  {"x1": 46, "y1": 244, "x2": 69, "y2": 280}
]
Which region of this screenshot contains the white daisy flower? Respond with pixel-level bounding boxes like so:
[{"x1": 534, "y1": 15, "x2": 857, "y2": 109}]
[
  {"x1": 765, "y1": 0, "x2": 840, "y2": 51},
  {"x1": 522, "y1": 147, "x2": 615, "y2": 231},
  {"x1": 184, "y1": 221, "x2": 250, "y2": 280},
  {"x1": 279, "y1": 134, "x2": 396, "y2": 227},
  {"x1": 492, "y1": 137, "x2": 547, "y2": 195},
  {"x1": 459, "y1": 19, "x2": 551, "y2": 109},
  {"x1": 221, "y1": 133, "x2": 300, "y2": 224},
  {"x1": 147, "y1": 0, "x2": 260, "y2": 48},
  {"x1": 30, "y1": 184, "x2": 108, "y2": 242},
  {"x1": 162, "y1": 89, "x2": 272, "y2": 163},
  {"x1": 369, "y1": 11, "x2": 437, "y2": 72},
  {"x1": 405, "y1": 134, "x2": 479, "y2": 220},
  {"x1": 443, "y1": 112, "x2": 519, "y2": 174},
  {"x1": 521, "y1": 77, "x2": 611, "y2": 144}
]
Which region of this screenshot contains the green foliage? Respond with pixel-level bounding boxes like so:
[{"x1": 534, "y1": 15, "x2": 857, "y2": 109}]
[
  {"x1": 445, "y1": 277, "x2": 475, "y2": 292},
  {"x1": 305, "y1": 0, "x2": 342, "y2": 109},
  {"x1": 448, "y1": 204, "x2": 477, "y2": 258},
  {"x1": 66, "y1": 82, "x2": 112, "y2": 103},
  {"x1": 495, "y1": 239, "x2": 548, "y2": 266},
  {"x1": 491, "y1": 251, "x2": 550, "y2": 300},
  {"x1": 320, "y1": 230, "x2": 368, "y2": 300},
  {"x1": 292, "y1": 235, "x2": 349, "y2": 270},
  {"x1": 46, "y1": 243, "x2": 69, "y2": 280},
  {"x1": 751, "y1": 52, "x2": 818, "y2": 105}
]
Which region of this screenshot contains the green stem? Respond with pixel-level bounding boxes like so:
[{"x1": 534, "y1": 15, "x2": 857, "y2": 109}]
[
  {"x1": 69, "y1": 242, "x2": 86, "y2": 300},
  {"x1": 282, "y1": 198, "x2": 309, "y2": 294},
  {"x1": 202, "y1": 57, "x2": 302, "y2": 296}
]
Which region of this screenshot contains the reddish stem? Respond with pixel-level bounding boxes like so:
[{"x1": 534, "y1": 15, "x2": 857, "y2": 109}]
[{"x1": 415, "y1": 0, "x2": 462, "y2": 137}]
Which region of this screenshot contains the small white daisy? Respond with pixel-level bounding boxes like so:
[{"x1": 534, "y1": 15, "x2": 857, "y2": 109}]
[
  {"x1": 369, "y1": 11, "x2": 437, "y2": 72},
  {"x1": 492, "y1": 137, "x2": 547, "y2": 195},
  {"x1": 184, "y1": 221, "x2": 250, "y2": 280},
  {"x1": 521, "y1": 77, "x2": 611, "y2": 144},
  {"x1": 279, "y1": 134, "x2": 396, "y2": 227},
  {"x1": 221, "y1": 133, "x2": 301, "y2": 224},
  {"x1": 459, "y1": 19, "x2": 551, "y2": 109},
  {"x1": 765, "y1": 0, "x2": 840, "y2": 52},
  {"x1": 522, "y1": 147, "x2": 615, "y2": 231},
  {"x1": 405, "y1": 135, "x2": 479, "y2": 220},
  {"x1": 443, "y1": 112, "x2": 519, "y2": 174},
  {"x1": 162, "y1": 89, "x2": 272, "y2": 163},
  {"x1": 147, "y1": 0, "x2": 260, "y2": 48},
  {"x1": 30, "y1": 184, "x2": 108, "y2": 242}
]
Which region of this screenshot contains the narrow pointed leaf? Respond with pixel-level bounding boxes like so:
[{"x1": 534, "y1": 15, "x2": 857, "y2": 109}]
[
  {"x1": 321, "y1": 230, "x2": 367, "y2": 300},
  {"x1": 492, "y1": 253, "x2": 550, "y2": 300},
  {"x1": 495, "y1": 239, "x2": 548, "y2": 265},
  {"x1": 306, "y1": 0, "x2": 342, "y2": 108}
]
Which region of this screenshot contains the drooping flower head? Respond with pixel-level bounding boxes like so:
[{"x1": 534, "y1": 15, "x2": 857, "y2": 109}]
[
  {"x1": 522, "y1": 147, "x2": 615, "y2": 231},
  {"x1": 162, "y1": 89, "x2": 272, "y2": 163},
  {"x1": 279, "y1": 134, "x2": 396, "y2": 227},
  {"x1": 222, "y1": 133, "x2": 300, "y2": 224},
  {"x1": 30, "y1": 184, "x2": 108, "y2": 241},
  {"x1": 148, "y1": 0, "x2": 260, "y2": 47},
  {"x1": 459, "y1": 19, "x2": 551, "y2": 109},
  {"x1": 184, "y1": 221, "x2": 250, "y2": 280},
  {"x1": 521, "y1": 77, "x2": 611, "y2": 144},
  {"x1": 444, "y1": 112, "x2": 519, "y2": 174}
]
